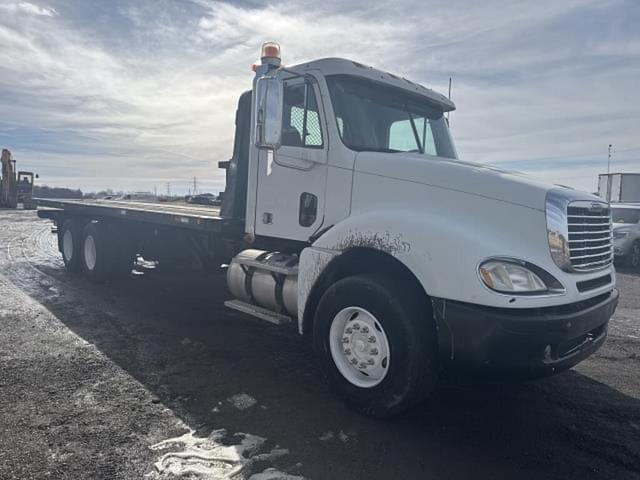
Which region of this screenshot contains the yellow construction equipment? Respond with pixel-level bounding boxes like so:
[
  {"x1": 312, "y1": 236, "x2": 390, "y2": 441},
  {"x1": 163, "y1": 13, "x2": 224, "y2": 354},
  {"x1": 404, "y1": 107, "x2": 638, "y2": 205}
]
[
  {"x1": 0, "y1": 148, "x2": 17, "y2": 208},
  {"x1": 1, "y1": 149, "x2": 37, "y2": 209}
]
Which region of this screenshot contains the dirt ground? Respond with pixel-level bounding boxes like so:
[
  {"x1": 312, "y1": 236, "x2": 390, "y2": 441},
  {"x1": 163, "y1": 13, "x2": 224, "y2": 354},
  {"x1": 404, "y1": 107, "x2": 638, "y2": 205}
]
[{"x1": 0, "y1": 209, "x2": 639, "y2": 480}]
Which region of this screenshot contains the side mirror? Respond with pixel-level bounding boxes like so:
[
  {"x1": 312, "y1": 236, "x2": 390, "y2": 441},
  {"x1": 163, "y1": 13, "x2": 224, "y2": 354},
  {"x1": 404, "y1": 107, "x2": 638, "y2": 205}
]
[{"x1": 255, "y1": 75, "x2": 283, "y2": 149}]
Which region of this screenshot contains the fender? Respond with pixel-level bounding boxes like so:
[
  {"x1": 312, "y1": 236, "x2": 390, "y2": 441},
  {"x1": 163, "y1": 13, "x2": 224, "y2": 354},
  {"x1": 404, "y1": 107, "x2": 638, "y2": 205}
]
[{"x1": 298, "y1": 208, "x2": 454, "y2": 334}]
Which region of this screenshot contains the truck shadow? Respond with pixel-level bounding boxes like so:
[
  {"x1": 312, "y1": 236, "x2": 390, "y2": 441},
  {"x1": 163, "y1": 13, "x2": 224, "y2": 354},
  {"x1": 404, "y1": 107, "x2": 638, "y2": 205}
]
[
  {"x1": 26, "y1": 264, "x2": 640, "y2": 480},
  {"x1": 616, "y1": 265, "x2": 640, "y2": 277}
]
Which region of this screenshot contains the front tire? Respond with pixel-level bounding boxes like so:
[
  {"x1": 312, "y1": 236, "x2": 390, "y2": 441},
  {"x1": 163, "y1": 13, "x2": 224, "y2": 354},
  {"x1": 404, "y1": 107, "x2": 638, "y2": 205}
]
[{"x1": 313, "y1": 274, "x2": 438, "y2": 417}]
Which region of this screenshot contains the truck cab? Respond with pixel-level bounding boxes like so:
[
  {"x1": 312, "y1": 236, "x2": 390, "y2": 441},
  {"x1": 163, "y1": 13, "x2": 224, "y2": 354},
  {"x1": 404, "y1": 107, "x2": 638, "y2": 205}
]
[
  {"x1": 16, "y1": 171, "x2": 37, "y2": 209},
  {"x1": 222, "y1": 43, "x2": 617, "y2": 415}
]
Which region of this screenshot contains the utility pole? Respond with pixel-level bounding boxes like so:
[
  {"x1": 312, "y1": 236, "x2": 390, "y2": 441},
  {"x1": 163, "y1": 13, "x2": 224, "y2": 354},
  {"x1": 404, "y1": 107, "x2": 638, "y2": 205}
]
[
  {"x1": 192, "y1": 176, "x2": 198, "y2": 196},
  {"x1": 607, "y1": 144, "x2": 612, "y2": 174},
  {"x1": 447, "y1": 77, "x2": 452, "y2": 124},
  {"x1": 166, "y1": 182, "x2": 171, "y2": 197}
]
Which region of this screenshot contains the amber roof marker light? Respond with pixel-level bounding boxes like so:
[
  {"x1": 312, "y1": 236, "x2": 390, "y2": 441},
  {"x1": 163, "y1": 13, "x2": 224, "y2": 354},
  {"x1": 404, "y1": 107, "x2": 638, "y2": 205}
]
[{"x1": 260, "y1": 41, "x2": 281, "y2": 67}]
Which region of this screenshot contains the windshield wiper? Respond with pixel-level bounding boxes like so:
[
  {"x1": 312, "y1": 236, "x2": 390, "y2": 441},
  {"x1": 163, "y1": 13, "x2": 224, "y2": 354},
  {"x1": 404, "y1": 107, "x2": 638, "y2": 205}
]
[{"x1": 408, "y1": 112, "x2": 424, "y2": 154}]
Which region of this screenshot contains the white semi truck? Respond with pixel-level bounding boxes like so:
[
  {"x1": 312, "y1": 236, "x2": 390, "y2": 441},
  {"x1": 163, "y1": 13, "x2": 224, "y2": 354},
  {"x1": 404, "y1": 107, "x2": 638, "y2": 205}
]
[{"x1": 38, "y1": 43, "x2": 618, "y2": 416}]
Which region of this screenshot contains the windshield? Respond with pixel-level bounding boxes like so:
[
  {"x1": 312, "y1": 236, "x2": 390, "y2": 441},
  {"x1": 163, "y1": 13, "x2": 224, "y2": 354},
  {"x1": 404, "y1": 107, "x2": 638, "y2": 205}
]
[
  {"x1": 325, "y1": 74, "x2": 457, "y2": 158},
  {"x1": 612, "y1": 207, "x2": 640, "y2": 224}
]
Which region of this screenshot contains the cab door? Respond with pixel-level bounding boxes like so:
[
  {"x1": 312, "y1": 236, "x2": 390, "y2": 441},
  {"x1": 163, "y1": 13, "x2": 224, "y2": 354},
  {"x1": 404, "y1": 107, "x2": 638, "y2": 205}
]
[{"x1": 254, "y1": 76, "x2": 327, "y2": 241}]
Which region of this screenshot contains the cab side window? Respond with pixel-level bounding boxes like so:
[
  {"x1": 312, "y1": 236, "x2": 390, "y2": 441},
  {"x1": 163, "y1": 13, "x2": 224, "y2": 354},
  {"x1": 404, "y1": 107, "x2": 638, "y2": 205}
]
[{"x1": 282, "y1": 81, "x2": 323, "y2": 148}]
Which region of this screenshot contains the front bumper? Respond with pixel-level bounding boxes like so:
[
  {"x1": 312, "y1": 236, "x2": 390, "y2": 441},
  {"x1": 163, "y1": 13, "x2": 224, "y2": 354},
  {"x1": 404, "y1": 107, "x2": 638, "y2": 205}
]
[{"x1": 432, "y1": 289, "x2": 618, "y2": 379}]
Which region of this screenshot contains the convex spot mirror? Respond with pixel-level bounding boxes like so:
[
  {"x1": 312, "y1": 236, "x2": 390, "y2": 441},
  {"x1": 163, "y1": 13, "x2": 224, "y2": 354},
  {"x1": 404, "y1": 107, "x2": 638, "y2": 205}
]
[{"x1": 255, "y1": 73, "x2": 283, "y2": 149}]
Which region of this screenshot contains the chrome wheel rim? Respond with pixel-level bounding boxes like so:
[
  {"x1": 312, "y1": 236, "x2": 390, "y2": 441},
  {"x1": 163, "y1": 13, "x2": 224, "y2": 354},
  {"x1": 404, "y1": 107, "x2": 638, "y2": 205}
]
[
  {"x1": 63, "y1": 230, "x2": 73, "y2": 261},
  {"x1": 84, "y1": 235, "x2": 97, "y2": 271},
  {"x1": 329, "y1": 306, "x2": 390, "y2": 388}
]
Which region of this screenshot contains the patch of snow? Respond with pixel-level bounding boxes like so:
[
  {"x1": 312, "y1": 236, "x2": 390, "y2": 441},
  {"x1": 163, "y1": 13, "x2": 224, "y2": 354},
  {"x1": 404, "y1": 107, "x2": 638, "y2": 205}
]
[
  {"x1": 338, "y1": 430, "x2": 350, "y2": 443},
  {"x1": 227, "y1": 393, "x2": 257, "y2": 410},
  {"x1": 148, "y1": 428, "x2": 293, "y2": 479},
  {"x1": 318, "y1": 431, "x2": 334, "y2": 441},
  {"x1": 248, "y1": 468, "x2": 304, "y2": 480}
]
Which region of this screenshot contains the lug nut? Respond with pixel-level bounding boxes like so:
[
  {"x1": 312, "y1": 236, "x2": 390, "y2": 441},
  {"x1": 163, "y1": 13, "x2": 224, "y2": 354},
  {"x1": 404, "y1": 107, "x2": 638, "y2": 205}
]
[
  {"x1": 345, "y1": 327, "x2": 353, "y2": 334},
  {"x1": 350, "y1": 358, "x2": 358, "y2": 365},
  {"x1": 359, "y1": 362, "x2": 367, "y2": 369},
  {"x1": 368, "y1": 336, "x2": 376, "y2": 343},
  {"x1": 353, "y1": 323, "x2": 360, "y2": 330},
  {"x1": 361, "y1": 326, "x2": 369, "y2": 333},
  {"x1": 341, "y1": 337, "x2": 349, "y2": 343},
  {"x1": 344, "y1": 348, "x2": 351, "y2": 355},
  {"x1": 370, "y1": 348, "x2": 378, "y2": 355},
  {"x1": 367, "y1": 359, "x2": 374, "y2": 365}
]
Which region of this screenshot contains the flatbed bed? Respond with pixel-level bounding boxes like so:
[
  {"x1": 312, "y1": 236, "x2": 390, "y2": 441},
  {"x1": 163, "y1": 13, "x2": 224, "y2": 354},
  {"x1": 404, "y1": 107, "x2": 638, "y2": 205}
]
[{"x1": 36, "y1": 198, "x2": 241, "y2": 233}]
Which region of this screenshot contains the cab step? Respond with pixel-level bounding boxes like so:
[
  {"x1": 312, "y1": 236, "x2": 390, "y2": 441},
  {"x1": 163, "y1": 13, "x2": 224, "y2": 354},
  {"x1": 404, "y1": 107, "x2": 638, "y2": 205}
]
[{"x1": 224, "y1": 299, "x2": 293, "y2": 326}]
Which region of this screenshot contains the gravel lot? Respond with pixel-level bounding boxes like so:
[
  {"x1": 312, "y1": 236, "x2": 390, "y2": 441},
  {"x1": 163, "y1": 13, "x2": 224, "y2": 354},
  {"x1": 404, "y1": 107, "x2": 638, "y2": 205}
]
[{"x1": 1, "y1": 209, "x2": 639, "y2": 479}]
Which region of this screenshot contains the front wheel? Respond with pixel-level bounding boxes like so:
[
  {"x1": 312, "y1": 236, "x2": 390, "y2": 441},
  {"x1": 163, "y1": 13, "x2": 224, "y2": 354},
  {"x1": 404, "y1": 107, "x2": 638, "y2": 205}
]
[{"x1": 313, "y1": 274, "x2": 438, "y2": 417}]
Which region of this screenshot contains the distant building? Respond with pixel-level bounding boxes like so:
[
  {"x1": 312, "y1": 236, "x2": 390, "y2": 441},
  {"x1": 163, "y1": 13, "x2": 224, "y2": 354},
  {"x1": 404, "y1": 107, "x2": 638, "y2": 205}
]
[{"x1": 598, "y1": 173, "x2": 640, "y2": 203}]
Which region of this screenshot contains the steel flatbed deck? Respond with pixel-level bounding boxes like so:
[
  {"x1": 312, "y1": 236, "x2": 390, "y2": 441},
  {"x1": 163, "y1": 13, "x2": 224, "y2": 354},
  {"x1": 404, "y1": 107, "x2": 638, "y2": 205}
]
[{"x1": 36, "y1": 198, "x2": 242, "y2": 233}]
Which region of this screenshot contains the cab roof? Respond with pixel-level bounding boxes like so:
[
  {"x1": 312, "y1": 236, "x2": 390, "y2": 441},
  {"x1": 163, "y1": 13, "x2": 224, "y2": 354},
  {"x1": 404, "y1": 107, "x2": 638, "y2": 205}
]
[{"x1": 288, "y1": 57, "x2": 456, "y2": 112}]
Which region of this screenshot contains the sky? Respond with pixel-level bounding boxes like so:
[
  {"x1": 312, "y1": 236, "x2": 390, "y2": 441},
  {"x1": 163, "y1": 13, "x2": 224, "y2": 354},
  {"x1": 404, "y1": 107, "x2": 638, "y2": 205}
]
[{"x1": 0, "y1": 0, "x2": 639, "y2": 194}]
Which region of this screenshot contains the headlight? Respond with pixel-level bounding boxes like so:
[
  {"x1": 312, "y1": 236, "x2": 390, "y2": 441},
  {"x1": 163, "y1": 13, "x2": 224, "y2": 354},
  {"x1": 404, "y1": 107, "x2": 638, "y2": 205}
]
[
  {"x1": 613, "y1": 230, "x2": 629, "y2": 240},
  {"x1": 478, "y1": 259, "x2": 564, "y2": 295}
]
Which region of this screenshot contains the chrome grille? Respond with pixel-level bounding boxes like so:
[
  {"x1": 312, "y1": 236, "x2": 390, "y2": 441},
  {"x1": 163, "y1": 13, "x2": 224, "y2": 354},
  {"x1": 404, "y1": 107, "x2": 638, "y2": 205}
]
[{"x1": 567, "y1": 204, "x2": 612, "y2": 271}]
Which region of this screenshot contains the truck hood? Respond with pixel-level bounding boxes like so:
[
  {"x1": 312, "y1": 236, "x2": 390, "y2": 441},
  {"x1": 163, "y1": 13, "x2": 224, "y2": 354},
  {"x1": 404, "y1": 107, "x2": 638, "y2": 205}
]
[{"x1": 355, "y1": 152, "x2": 574, "y2": 211}]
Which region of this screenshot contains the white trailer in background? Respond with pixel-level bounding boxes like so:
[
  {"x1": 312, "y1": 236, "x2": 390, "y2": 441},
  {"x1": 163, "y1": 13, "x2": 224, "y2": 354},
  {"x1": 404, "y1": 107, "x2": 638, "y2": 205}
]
[
  {"x1": 598, "y1": 173, "x2": 640, "y2": 203},
  {"x1": 38, "y1": 43, "x2": 618, "y2": 417}
]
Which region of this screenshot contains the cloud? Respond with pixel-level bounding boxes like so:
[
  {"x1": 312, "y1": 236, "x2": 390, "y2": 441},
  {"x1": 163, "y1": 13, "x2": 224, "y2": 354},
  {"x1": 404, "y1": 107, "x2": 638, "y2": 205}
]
[
  {"x1": 0, "y1": 0, "x2": 638, "y2": 194},
  {"x1": 0, "y1": 1, "x2": 57, "y2": 16}
]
